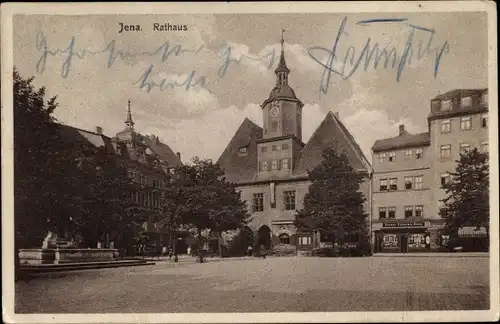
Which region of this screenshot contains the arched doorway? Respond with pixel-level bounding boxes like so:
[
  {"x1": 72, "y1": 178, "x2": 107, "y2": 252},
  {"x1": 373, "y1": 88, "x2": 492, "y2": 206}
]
[{"x1": 257, "y1": 225, "x2": 272, "y2": 250}]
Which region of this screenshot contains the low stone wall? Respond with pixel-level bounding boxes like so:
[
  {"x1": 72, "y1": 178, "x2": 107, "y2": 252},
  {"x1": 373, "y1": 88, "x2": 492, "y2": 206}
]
[{"x1": 19, "y1": 248, "x2": 119, "y2": 265}]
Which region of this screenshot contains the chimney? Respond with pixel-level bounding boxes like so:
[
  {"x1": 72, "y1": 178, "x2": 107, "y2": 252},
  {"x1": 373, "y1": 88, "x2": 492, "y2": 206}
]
[
  {"x1": 95, "y1": 126, "x2": 103, "y2": 134},
  {"x1": 176, "y1": 152, "x2": 181, "y2": 161},
  {"x1": 399, "y1": 124, "x2": 405, "y2": 136}
]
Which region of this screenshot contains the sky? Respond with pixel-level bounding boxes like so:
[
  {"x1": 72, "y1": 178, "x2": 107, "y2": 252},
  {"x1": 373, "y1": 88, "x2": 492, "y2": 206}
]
[{"x1": 13, "y1": 12, "x2": 488, "y2": 164}]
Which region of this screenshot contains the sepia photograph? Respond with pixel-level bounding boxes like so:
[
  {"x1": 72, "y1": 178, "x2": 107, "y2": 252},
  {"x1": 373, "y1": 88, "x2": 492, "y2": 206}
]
[{"x1": 1, "y1": 2, "x2": 498, "y2": 323}]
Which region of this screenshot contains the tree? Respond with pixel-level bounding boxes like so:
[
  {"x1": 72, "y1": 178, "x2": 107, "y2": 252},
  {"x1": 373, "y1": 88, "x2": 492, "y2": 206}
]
[
  {"x1": 440, "y1": 148, "x2": 489, "y2": 234},
  {"x1": 295, "y1": 148, "x2": 368, "y2": 244},
  {"x1": 159, "y1": 157, "x2": 250, "y2": 258}
]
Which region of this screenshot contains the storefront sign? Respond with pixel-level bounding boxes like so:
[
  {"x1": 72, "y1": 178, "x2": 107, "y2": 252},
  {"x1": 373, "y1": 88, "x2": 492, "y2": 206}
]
[{"x1": 383, "y1": 221, "x2": 425, "y2": 228}]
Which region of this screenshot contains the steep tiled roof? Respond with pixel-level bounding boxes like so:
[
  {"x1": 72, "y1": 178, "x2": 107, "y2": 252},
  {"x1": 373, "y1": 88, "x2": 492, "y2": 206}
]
[
  {"x1": 142, "y1": 136, "x2": 182, "y2": 167},
  {"x1": 372, "y1": 132, "x2": 430, "y2": 152},
  {"x1": 295, "y1": 112, "x2": 370, "y2": 175},
  {"x1": 216, "y1": 118, "x2": 263, "y2": 183},
  {"x1": 59, "y1": 125, "x2": 116, "y2": 153},
  {"x1": 433, "y1": 88, "x2": 487, "y2": 100}
]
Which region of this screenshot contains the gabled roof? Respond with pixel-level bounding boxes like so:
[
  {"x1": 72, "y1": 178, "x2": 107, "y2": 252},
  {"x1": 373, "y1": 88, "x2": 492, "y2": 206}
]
[
  {"x1": 433, "y1": 88, "x2": 487, "y2": 100},
  {"x1": 372, "y1": 132, "x2": 430, "y2": 152},
  {"x1": 142, "y1": 135, "x2": 182, "y2": 167},
  {"x1": 295, "y1": 112, "x2": 371, "y2": 175},
  {"x1": 59, "y1": 125, "x2": 116, "y2": 153},
  {"x1": 216, "y1": 118, "x2": 263, "y2": 183}
]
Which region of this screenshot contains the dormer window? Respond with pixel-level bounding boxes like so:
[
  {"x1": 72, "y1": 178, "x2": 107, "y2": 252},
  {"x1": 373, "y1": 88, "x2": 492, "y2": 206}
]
[
  {"x1": 239, "y1": 146, "x2": 248, "y2": 153},
  {"x1": 481, "y1": 92, "x2": 488, "y2": 105},
  {"x1": 441, "y1": 99, "x2": 452, "y2": 111},
  {"x1": 461, "y1": 97, "x2": 471, "y2": 108}
]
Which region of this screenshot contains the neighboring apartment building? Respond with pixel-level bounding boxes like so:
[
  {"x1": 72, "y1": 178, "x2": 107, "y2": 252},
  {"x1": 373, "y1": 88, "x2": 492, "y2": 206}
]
[
  {"x1": 371, "y1": 89, "x2": 489, "y2": 253},
  {"x1": 217, "y1": 36, "x2": 372, "y2": 254}
]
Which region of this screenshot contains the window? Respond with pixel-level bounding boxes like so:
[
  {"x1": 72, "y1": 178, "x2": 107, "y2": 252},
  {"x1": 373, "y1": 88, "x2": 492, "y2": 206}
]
[
  {"x1": 481, "y1": 92, "x2": 488, "y2": 105},
  {"x1": 404, "y1": 176, "x2": 413, "y2": 189},
  {"x1": 389, "y1": 151, "x2": 396, "y2": 162},
  {"x1": 441, "y1": 173, "x2": 450, "y2": 186},
  {"x1": 460, "y1": 143, "x2": 471, "y2": 154},
  {"x1": 388, "y1": 207, "x2": 396, "y2": 218},
  {"x1": 439, "y1": 208, "x2": 449, "y2": 219},
  {"x1": 441, "y1": 99, "x2": 452, "y2": 111},
  {"x1": 271, "y1": 121, "x2": 278, "y2": 131},
  {"x1": 481, "y1": 142, "x2": 489, "y2": 153},
  {"x1": 272, "y1": 159, "x2": 278, "y2": 170},
  {"x1": 405, "y1": 206, "x2": 413, "y2": 218},
  {"x1": 298, "y1": 236, "x2": 312, "y2": 246},
  {"x1": 260, "y1": 161, "x2": 268, "y2": 172},
  {"x1": 414, "y1": 176, "x2": 423, "y2": 189},
  {"x1": 440, "y1": 119, "x2": 451, "y2": 134},
  {"x1": 415, "y1": 148, "x2": 423, "y2": 159},
  {"x1": 404, "y1": 149, "x2": 413, "y2": 159},
  {"x1": 460, "y1": 116, "x2": 471, "y2": 130},
  {"x1": 279, "y1": 234, "x2": 290, "y2": 245},
  {"x1": 481, "y1": 113, "x2": 488, "y2": 128},
  {"x1": 261, "y1": 146, "x2": 267, "y2": 153},
  {"x1": 282, "y1": 158, "x2": 289, "y2": 169},
  {"x1": 440, "y1": 145, "x2": 451, "y2": 158},
  {"x1": 415, "y1": 205, "x2": 423, "y2": 217},
  {"x1": 272, "y1": 145, "x2": 277, "y2": 151},
  {"x1": 239, "y1": 146, "x2": 248, "y2": 153},
  {"x1": 284, "y1": 190, "x2": 296, "y2": 210},
  {"x1": 379, "y1": 207, "x2": 387, "y2": 219},
  {"x1": 252, "y1": 193, "x2": 264, "y2": 212},
  {"x1": 461, "y1": 96, "x2": 471, "y2": 108},
  {"x1": 379, "y1": 179, "x2": 388, "y2": 191},
  {"x1": 379, "y1": 153, "x2": 387, "y2": 163},
  {"x1": 282, "y1": 143, "x2": 289, "y2": 150},
  {"x1": 389, "y1": 178, "x2": 397, "y2": 190}
]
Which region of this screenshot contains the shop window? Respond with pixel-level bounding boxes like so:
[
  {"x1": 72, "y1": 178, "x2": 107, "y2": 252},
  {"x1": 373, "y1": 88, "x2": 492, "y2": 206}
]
[
  {"x1": 379, "y1": 179, "x2": 388, "y2": 191},
  {"x1": 460, "y1": 116, "x2": 472, "y2": 131},
  {"x1": 415, "y1": 205, "x2": 423, "y2": 217},
  {"x1": 379, "y1": 207, "x2": 387, "y2": 219},
  {"x1": 481, "y1": 114, "x2": 488, "y2": 128},
  {"x1": 382, "y1": 234, "x2": 399, "y2": 248},
  {"x1": 379, "y1": 152, "x2": 387, "y2": 163},
  {"x1": 404, "y1": 206, "x2": 413, "y2": 218},
  {"x1": 388, "y1": 207, "x2": 396, "y2": 218},
  {"x1": 415, "y1": 148, "x2": 423, "y2": 159},
  {"x1": 284, "y1": 190, "x2": 296, "y2": 210},
  {"x1": 388, "y1": 151, "x2": 396, "y2": 162},
  {"x1": 252, "y1": 193, "x2": 264, "y2": 212},
  {"x1": 440, "y1": 119, "x2": 451, "y2": 134},
  {"x1": 404, "y1": 176, "x2": 413, "y2": 189},
  {"x1": 408, "y1": 233, "x2": 426, "y2": 248},
  {"x1": 279, "y1": 234, "x2": 290, "y2": 245},
  {"x1": 389, "y1": 178, "x2": 397, "y2": 190}
]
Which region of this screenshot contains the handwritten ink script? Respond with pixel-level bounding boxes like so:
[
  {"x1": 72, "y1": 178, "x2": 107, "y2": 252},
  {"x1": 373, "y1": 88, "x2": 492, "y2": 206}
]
[
  {"x1": 307, "y1": 17, "x2": 450, "y2": 94},
  {"x1": 34, "y1": 16, "x2": 449, "y2": 95}
]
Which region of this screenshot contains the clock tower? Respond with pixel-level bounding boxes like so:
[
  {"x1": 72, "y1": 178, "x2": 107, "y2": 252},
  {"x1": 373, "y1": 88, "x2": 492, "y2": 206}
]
[{"x1": 257, "y1": 30, "x2": 304, "y2": 179}]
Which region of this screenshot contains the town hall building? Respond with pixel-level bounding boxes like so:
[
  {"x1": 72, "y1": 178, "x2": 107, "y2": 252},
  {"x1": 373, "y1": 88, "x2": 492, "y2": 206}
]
[{"x1": 216, "y1": 36, "x2": 372, "y2": 254}]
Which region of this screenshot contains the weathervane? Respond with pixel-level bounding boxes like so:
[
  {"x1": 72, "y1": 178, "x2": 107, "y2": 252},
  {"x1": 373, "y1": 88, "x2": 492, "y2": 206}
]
[{"x1": 281, "y1": 28, "x2": 285, "y2": 50}]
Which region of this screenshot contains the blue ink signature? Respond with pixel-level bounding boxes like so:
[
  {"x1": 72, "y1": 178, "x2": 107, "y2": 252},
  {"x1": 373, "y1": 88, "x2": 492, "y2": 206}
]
[
  {"x1": 35, "y1": 31, "x2": 205, "y2": 79},
  {"x1": 308, "y1": 16, "x2": 450, "y2": 94},
  {"x1": 135, "y1": 64, "x2": 208, "y2": 93},
  {"x1": 217, "y1": 43, "x2": 279, "y2": 78}
]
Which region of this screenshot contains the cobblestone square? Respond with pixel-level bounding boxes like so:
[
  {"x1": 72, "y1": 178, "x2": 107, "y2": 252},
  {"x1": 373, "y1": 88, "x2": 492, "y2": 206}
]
[{"x1": 15, "y1": 256, "x2": 489, "y2": 313}]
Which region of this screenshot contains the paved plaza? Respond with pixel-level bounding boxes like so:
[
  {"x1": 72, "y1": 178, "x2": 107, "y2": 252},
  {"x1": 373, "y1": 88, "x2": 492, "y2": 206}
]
[{"x1": 15, "y1": 256, "x2": 489, "y2": 313}]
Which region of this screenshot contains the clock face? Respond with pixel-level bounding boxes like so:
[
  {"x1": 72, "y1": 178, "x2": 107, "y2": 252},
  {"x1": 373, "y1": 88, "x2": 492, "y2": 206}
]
[{"x1": 270, "y1": 101, "x2": 280, "y2": 117}]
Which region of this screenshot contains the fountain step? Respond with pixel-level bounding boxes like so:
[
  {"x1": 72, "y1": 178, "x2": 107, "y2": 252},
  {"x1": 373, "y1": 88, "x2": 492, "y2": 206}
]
[{"x1": 20, "y1": 259, "x2": 154, "y2": 273}]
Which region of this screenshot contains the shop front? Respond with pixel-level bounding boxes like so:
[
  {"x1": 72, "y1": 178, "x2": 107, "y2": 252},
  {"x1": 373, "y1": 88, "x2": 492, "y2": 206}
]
[{"x1": 375, "y1": 220, "x2": 432, "y2": 253}]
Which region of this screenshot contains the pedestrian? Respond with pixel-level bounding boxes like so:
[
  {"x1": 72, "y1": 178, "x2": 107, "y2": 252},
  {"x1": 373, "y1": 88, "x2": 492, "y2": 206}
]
[
  {"x1": 260, "y1": 244, "x2": 267, "y2": 259},
  {"x1": 168, "y1": 247, "x2": 173, "y2": 260},
  {"x1": 162, "y1": 245, "x2": 167, "y2": 256},
  {"x1": 247, "y1": 245, "x2": 253, "y2": 256},
  {"x1": 187, "y1": 246, "x2": 192, "y2": 256}
]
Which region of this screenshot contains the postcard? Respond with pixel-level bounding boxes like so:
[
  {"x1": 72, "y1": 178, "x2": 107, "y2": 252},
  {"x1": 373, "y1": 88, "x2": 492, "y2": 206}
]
[{"x1": 1, "y1": 1, "x2": 498, "y2": 323}]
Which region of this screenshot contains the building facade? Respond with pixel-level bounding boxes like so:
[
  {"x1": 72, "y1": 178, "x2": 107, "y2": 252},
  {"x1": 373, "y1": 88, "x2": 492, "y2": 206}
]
[
  {"x1": 217, "y1": 36, "x2": 372, "y2": 254},
  {"x1": 60, "y1": 100, "x2": 184, "y2": 253},
  {"x1": 371, "y1": 89, "x2": 489, "y2": 253}
]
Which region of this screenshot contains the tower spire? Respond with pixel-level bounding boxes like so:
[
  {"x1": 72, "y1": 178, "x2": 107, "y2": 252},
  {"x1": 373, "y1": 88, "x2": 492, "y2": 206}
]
[
  {"x1": 275, "y1": 28, "x2": 290, "y2": 85},
  {"x1": 125, "y1": 99, "x2": 134, "y2": 129}
]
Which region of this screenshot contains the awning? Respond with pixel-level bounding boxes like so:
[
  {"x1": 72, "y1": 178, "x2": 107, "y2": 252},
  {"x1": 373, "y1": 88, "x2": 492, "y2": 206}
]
[{"x1": 458, "y1": 227, "x2": 488, "y2": 237}]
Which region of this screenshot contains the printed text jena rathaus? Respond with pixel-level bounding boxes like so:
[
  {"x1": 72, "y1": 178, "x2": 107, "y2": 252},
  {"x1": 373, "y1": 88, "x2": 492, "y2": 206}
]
[{"x1": 118, "y1": 22, "x2": 188, "y2": 33}]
